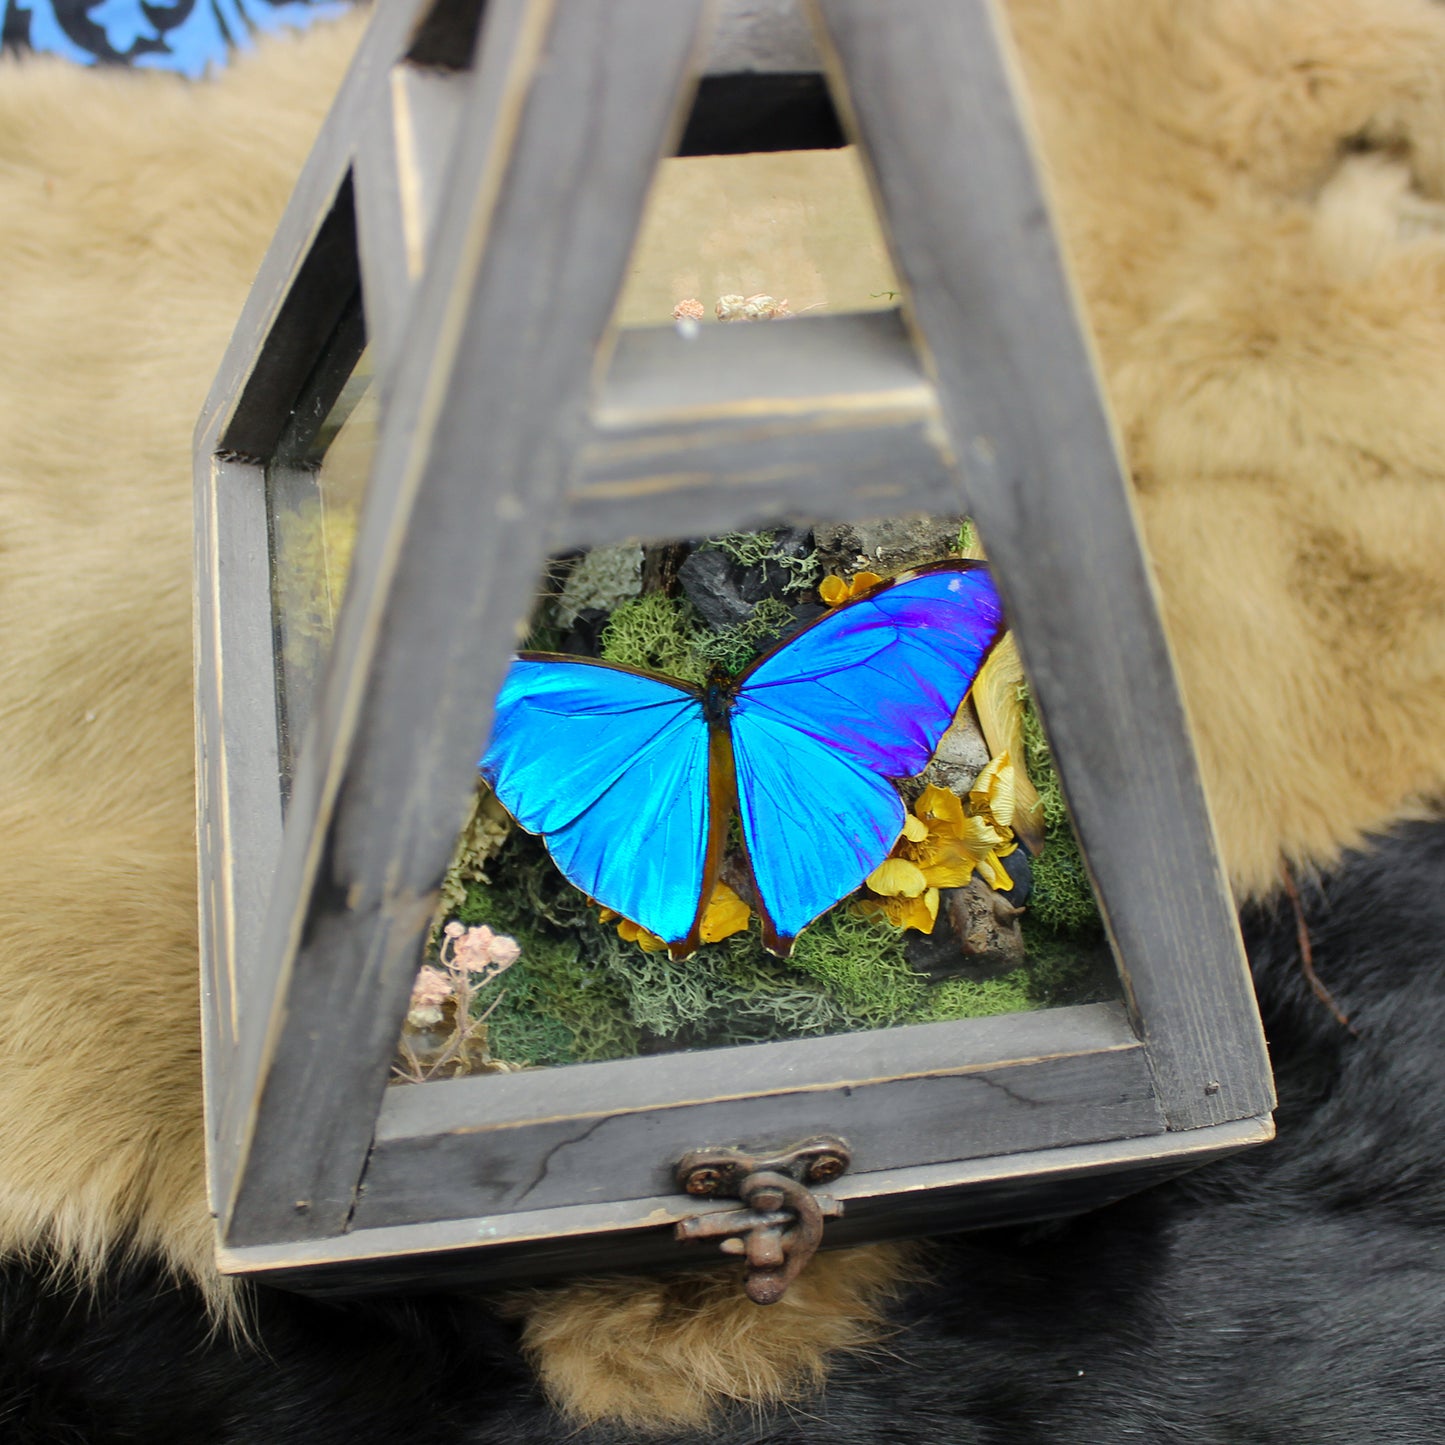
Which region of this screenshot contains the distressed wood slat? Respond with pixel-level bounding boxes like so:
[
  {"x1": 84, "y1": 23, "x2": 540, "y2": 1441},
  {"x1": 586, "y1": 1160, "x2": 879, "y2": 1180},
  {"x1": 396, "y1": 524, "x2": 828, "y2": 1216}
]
[
  {"x1": 594, "y1": 310, "x2": 931, "y2": 424},
  {"x1": 194, "y1": 457, "x2": 284, "y2": 1219},
  {"x1": 381, "y1": 996, "x2": 1134, "y2": 1131},
  {"x1": 568, "y1": 411, "x2": 954, "y2": 545},
  {"x1": 353, "y1": 1043, "x2": 1159, "y2": 1227},
  {"x1": 220, "y1": 0, "x2": 711, "y2": 1248},
  {"x1": 219, "y1": 1116, "x2": 1272, "y2": 1296},
  {"x1": 813, "y1": 0, "x2": 1273, "y2": 1129},
  {"x1": 566, "y1": 310, "x2": 951, "y2": 538},
  {"x1": 355, "y1": 65, "x2": 469, "y2": 377},
  {"x1": 355, "y1": 1003, "x2": 1153, "y2": 1228},
  {"x1": 195, "y1": 1, "x2": 430, "y2": 1217}
]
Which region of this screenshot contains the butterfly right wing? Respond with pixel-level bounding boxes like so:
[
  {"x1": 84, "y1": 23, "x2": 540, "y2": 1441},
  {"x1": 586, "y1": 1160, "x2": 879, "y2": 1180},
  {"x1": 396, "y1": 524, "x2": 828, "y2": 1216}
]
[
  {"x1": 480, "y1": 656, "x2": 712, "y2": 947},
  {"x1": 728, "y1": 695, "x2": 906, "y2": 955}
]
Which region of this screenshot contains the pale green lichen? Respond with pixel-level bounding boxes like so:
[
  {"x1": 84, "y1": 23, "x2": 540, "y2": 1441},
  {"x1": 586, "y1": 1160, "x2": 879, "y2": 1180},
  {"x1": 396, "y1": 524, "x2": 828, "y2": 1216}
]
[
  {"x1": 553, "y1": 544, "x2": 644, "y2": 626},
  {"x1": 691, "y1": 596, "x2": 796, "y2": 674},
  {"x1": 432, "y1": 787, "x2": 512, "y2": 943},
  {"x1": 596, "y1": 924, "x2": 851, "y2": 1046},
  {"x1": 918, "y1": 972, "x2": 1033, "y2": 1022},
  {"x1": 787, "y1": 909, "x2": 928, "y2": 1025},
  {"x1": 600, "y1": 592, "x2": 709, "y2": 683},
  {"x1": 703, "y1": 531, "x2": 821, "y2": 595},
  {"x1": 1019, "y1": 688, "x2": 1105, "y2": 936}
]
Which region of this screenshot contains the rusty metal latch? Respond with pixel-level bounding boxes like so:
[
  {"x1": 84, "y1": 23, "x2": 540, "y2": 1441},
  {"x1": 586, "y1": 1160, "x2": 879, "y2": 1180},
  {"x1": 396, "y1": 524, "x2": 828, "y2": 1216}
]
[{"x1": 673, "y1": 1135, "x2": 850, "y2": 1304}]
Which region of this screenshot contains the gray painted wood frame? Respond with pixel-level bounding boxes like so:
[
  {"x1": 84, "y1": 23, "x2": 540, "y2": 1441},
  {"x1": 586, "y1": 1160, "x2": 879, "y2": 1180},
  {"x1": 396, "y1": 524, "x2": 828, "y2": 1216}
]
[{"x1": 193, "y1": 0, "x2": 1274, "y2": 1288}]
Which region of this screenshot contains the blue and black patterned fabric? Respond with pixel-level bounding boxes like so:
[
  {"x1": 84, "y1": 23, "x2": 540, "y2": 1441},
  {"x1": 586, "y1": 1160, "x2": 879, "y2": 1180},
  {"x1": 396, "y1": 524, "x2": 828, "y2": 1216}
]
[{"x1": 0, "y1": 0, "x2": 347, "y2": 78}]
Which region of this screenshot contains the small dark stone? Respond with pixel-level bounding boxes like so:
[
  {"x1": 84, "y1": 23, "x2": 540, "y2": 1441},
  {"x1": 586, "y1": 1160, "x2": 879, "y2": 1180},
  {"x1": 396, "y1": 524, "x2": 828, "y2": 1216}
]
[
  {"x1": 997, "y1": 847, "x2": 1032, "y2": 906},
  {"x1": 677, "y1": 547, "x2": 753, "y2": 630},
  {"x1": 738, "y1": 526, "x2": 815, "y2": 604},
  {"x1": 906, "y1": 917, "x2": 970, "y2": 980},
  {"x1": 558, "y1": 607, "x2": 608, "y2": 657},
  {"x1": 785, "y1": 600, "x2": 829, "y2": 632},
  {"x1": 678, "y1": 529, "x2": 821, "y2": 636}
]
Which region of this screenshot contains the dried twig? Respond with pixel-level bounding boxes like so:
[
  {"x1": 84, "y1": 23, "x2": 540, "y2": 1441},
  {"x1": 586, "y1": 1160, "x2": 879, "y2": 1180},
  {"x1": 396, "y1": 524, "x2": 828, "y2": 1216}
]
[{"x1": 1280, "y1": 861, "x2": 1358, "y2": 1035}]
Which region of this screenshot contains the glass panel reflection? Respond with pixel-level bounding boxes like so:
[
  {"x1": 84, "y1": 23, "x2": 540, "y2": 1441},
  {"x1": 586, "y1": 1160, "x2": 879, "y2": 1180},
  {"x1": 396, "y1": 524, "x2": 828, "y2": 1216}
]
[
  {"x1": 613, "y1": 146, "x2": 901, "y2": 328},
  {"x1": 266, "y1": 307, "x2": 374, "y2": 791},
  {"x1": 393, "y1": 513, "x2": 1118, "y2": 1083}
]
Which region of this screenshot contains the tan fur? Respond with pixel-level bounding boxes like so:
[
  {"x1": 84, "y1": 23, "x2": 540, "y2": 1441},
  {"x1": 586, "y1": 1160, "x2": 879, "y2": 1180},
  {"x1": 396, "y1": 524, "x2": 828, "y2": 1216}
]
[
  {"x1": 0, "y1": 15, "x2": 366, "y2": 1294},
  {"x1": 503, "y1": 1241, "x2": 919, "y2": 1430},
  {"x1": 2, "y1": 0, "x2": 1445, "y2": 1429},
  {"x1": 1005, "y1": 0, "x2": 1445, "y2": 894}
]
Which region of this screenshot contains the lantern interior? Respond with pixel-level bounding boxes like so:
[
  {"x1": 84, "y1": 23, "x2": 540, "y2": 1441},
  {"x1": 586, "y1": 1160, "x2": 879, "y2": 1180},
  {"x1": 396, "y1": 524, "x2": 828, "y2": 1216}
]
[{"x1": 385, "y1": 512, "x2": 1121, "y2": 1084}]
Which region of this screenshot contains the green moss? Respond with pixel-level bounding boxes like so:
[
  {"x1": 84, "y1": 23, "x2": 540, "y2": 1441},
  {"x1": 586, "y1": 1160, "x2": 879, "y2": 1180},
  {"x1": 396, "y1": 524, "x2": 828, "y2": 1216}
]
[
  {"x1": 456, "y1": 857, "x2": 640, "y2": 1066},
  {"x1": 917, "y1": 972, "x2": 1033, "y2": 1022},
  {"x1": 692, "y1": 596, "x2": 796, "y2": 674},
  {"x1": 1018, "y1": 915, "x2": 1115, "y2": 1007},
  {"x1": 1019, "y1": 688, "x2": 1105, "y2": 936},
  {"x1": 600, "y1": 592, "x2": 708, "y2": 683},
  {"x1": 588, "y1": 922, "x2": 851, "y2": 1047},
  {"x1": 787, "y1": 909, "x2": 928, "y2": 1026}
]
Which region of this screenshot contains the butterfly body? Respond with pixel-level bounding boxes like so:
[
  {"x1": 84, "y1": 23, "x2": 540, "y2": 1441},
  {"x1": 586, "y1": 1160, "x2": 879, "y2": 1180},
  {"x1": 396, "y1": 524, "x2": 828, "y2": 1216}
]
[{"x1": 481, "y1": 561, "x2": 1005, "y2": 958}]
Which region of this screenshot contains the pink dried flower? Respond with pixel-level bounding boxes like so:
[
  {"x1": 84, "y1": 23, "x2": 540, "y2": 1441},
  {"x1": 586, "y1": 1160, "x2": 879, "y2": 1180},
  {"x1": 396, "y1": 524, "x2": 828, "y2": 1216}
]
[
  {"x1": 442, "y1": 923, "x2": 523, "y2": 984},
  {"x1": 672, "y1": 298, "x2": 705, "y2": 321},
  {"x1": 407, "y1": 965, "x2": 453, "y2": 1028}
]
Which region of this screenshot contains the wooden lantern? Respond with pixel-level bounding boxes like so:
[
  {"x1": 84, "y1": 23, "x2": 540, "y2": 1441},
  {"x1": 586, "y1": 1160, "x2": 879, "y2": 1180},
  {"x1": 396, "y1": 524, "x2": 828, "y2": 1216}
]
[{"x1": 193, "y1": 0, "x2": 1273, "y2": 1296}]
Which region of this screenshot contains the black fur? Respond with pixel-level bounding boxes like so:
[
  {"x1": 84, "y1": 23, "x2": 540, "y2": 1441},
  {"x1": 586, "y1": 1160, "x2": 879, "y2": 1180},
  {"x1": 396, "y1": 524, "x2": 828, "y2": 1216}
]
[{"x1": 2, "y1": 821, "x2": 1442, "y2": 1443}]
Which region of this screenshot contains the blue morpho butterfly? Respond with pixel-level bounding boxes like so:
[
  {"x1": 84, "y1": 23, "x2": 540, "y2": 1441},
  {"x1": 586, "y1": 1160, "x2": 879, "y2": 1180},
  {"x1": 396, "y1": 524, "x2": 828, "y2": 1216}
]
[{"x1": 480, "y1": 560, "x2": 1005, "y2": 959}]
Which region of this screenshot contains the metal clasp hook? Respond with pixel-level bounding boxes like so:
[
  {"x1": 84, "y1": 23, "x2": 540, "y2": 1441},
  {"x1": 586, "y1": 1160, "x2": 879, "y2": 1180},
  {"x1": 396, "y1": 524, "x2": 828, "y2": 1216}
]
[{"x1": 673, "y1": 1135, "x2": 850, "y2": 1304}]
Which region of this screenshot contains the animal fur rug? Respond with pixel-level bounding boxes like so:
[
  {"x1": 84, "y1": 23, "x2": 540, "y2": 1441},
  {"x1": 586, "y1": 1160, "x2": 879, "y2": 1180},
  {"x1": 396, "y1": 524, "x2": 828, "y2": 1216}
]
[{"x1": 2, "y1": 1, "x2": 1444, "y2": 1439}]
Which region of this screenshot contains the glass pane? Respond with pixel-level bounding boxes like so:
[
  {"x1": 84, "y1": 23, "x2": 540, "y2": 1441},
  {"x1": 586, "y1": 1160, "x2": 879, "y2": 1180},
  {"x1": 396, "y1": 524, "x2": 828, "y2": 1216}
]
[
  {"x1": 266, "y1": 307, "x2": 375, "y2": 791},
  {"x1": 393, "y1": 510, "x2": 1118, "y2": 1085},
  {"x1": 612, "y1": 147, "x2": 901, "y2": 329}
]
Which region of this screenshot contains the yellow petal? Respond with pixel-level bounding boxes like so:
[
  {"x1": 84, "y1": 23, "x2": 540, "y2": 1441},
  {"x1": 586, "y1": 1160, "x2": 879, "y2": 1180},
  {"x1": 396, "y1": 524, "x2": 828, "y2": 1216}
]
[
  {"x1": 865, "y1": 856, "x2": 930, "y2": 898},
  {"x1": 618, "y1": 918, "x2": 668, "y2": 952},
  {"x1": 896, "y1": 887, "x2": 940, "y2": 934},
  {"x1": 918, "y1": 850, "x2": 977, "y2": 890},
  {"x1": 901, "y1": 812, "x2": 930, "y2": 843},
  {"x1": 959, "y1": 813, "x2": 1006, "y2": 853},
  {"x1": 848, "y1": 570, "x2": 883, "y2": 598},
  {"x1": 699, "y1": 881, "x2": 751, "y2": 943},
  {"x1": 914, "y1": 784, "x2": 966, "y2": 836},
  {"x1": 971, "y1": 632, "x2": 1046, "y2": 851},
  {"x1": 976, "y1": 851, "x2": 1015, "y2": 892},
  {"x1": 819, "y1": 574, "x2": 849, "y2": 607},
  {"x1": 597, "y1": 907, "x2": 619, "y2": 924},
  {"x1": 970, "y1": 752, "x2": 1017, "y2": 829}
]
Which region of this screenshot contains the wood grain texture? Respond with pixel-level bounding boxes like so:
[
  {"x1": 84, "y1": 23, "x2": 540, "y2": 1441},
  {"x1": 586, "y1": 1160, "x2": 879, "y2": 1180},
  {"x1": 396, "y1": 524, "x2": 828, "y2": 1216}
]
[
  {"x1": 219, "y1": 0, "x2": 710, "y2": 1248},
  {"x1": 352, "y1": 1044, "x2": 1159, "y2": 1227},
  {"x1": 567, "y1": 311, "x2": 951, "y2": 541},
  {"x1": 195, "y1": 456, "x2": 285, "y2": 1221},
  {"x1": 352, "y1": 1002, "x2": 1154, "y2": 1227},
  {"x1": 219, "y1": 1116, "x2": 1271, "y2": 1296},
  {"x1": 813, "y1": 0, "x2": 1273, "y2": 1130}
]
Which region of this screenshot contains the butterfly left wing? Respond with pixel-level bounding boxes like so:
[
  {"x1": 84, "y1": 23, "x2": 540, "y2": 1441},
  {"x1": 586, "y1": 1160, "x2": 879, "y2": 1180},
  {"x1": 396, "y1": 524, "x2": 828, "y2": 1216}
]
[
  {"x1": 730, "y1": 562, "x2": 1005, "y2": 953},
  {"x1": 481, "y1": 656, "x2": 713, "y2": 949}
]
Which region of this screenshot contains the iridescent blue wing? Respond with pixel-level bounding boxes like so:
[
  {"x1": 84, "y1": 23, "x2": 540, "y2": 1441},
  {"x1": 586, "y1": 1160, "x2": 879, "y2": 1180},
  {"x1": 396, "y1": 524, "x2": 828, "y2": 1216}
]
[
  {"x1": 480, "y1": 656, "x2": 713, "y2": 949},
  {"x1": 729, "y1": 562, "x2": 1005, "y2": 953}
]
